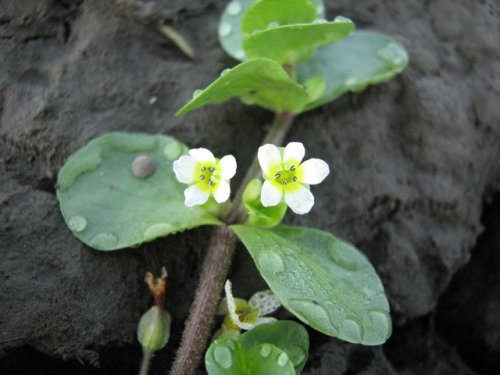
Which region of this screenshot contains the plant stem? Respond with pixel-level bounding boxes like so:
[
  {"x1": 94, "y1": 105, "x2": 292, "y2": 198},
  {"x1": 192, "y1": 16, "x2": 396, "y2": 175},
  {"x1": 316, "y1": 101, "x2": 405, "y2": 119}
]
[
  {"x1": 139, "y1": 351, "x2": 153, "y2": 375},
  {"x1": 168, "y1": 111, "x2": 295, "y2": 375}
]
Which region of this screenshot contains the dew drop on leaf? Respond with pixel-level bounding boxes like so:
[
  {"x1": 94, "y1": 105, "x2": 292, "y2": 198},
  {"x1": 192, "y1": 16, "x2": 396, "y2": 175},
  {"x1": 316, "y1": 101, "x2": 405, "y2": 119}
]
[
  {"x1": 213, "y1": 346, "x2": 233, "y2": 369},
  {"x1": 260, "y1": 344, "x2": 272, "y2": 358},
  {"x1": 192, "y1": 89, "x2": 203, "y2": 99},
  {"x1": 257, "y1": 251, "x2": 286, "y2": 275},
  {"x1": 219, "y1": 23, "x2": 232, "y2": 37},
  {"x1": 227, "y1": 1, "x2": 242, "y2": 16},
  {"x1": 277, "y1": 352, "x2": 289, "y2": 367},
  {"x1": 68, "y1": 215, "x2": 87, "y2": 233}
]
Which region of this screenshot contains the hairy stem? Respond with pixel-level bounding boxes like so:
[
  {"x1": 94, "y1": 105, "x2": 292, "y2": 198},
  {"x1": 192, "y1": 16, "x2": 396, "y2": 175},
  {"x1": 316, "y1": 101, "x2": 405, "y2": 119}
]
[{"x1": 168, "y1": 111, "x2": 295, "y2": 375}]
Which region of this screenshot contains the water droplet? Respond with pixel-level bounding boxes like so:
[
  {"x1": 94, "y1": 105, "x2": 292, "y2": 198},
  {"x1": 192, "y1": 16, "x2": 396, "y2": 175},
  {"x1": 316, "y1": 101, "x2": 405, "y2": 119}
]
[
  {"x1": 267, "y1": 21, "x2": 279, "y2": 29},
  {"x1": 132, "y1": 155, "x2": 156, "y2": 179},
  {"x1": 328, "y1": 241, "x2": 361, "y2": 271},
  {"x1": 257, "y1": 251, "x2": 285, "y2": 275},
  {"x1": 234, "y1": 49, "x2": 245, "y2": 60},
  {"x1": 227, "y1": 1, "x2": 242, "y2": 16},
  {"x1": 149, "y1": 96, "x2": 157, "y2": 104},
  {"x1": 377, "y1": 42, "x2": 407, "y2": 66},
  {"x1": 277, "y1": 352, "x2": 289, "y2": 367},
  {"x1": 369, "y1": 310, "x2": 391, "y2": 340},
  {"x1": 260, "y1": 344, "x2": 272, "y2": 358},
  {"x1": 313, "y1": 18, "x2": 327, "y2": 24},
  {"x1": 288, "y1": 346, "x2": 306, "y2": 366},
  {"x1": 340, "y1": 319, "x2": 362, "y2": 342},
  {"x1": 90, "y1": 232, "x2": 118, "y2": 250},
  {"x1": 164, "y1": 142, "x2": 183, "y2": 160},
  {"x1": 144, "y1": 223, "x2": 175, "y2": 241},
  {"x1": 219, "y1": 23, "x2": 232, "y2": 37},
  {"x1": 68, "y1": 215, "x2": 87, "y2": 233},
  {"x1": 316, "y1": 4, "x2": 324, "y2": 15},
  {"x1": 220, "y1": 68, "x2": 231, "y2": 77},
  {"x1": 251, "y1": 29, "x2": 261, "y2": 35},
  {"x1": 213, "y1": 346, "x2": 232, "y2": 369},
  {"x1": 192, "y1": 89, "x2": 203, "y2": 99},
  {"x1": 334, "y1": 15, "x2": 352, "y2": 23},
  {"x1": 288, "y1": 299, "x2": 337, "y2": 335}
]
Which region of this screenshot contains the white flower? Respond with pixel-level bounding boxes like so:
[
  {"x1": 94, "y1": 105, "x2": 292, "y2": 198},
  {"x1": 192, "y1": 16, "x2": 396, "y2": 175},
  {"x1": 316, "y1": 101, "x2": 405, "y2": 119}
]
[
  {"x1": 215, "y1": 280, "x2": 281, "y2": 338},
  {"x1": 258, "y1": 142, "x2": 330, "y2": 214},
  {"x1": 173, "y1": 148, "x2": 236, "y2": 207}
]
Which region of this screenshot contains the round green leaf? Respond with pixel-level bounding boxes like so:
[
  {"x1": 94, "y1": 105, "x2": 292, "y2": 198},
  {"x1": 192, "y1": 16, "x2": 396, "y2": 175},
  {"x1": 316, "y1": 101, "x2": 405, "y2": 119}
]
[
  {"x1": 243, "y1": 18, "x2": 355, "y2": 65},
  {"x1": 231, "y1": 225, "x2": 392, "y2": 345},
  {"x1": 57, "y1": 132, "x2": 221, "y2": 251},
  {"x1": 297, "y1": 31, "x2": 409, "y2": 111},
  {"x1": 241, "y1": 0, "x2": 316, "y2": 36},
  {"x1": 176, "y1": 58, "x2": 309, "y2": 115},
  {"x1": 239, "y1": 321, "x2": 309, "y2": 374},
  {"x1": 243, "y1": 179, "x2": 287, "y2": 227},
  {"x1": 218, "y1": 0, "x2": 326, "y2": 61},
  {"x1": 206, "y1": 339, "x2": 245, "y2": 375}
]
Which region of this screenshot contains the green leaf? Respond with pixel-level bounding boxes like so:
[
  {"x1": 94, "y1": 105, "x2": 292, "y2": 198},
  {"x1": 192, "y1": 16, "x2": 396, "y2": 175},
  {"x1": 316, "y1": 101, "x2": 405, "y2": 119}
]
[
  {"x1": 297, "y1": 31, "x2": 409, "y2": 111},
  {"x1": 231, "y1": 225, "x2": 392, "y2": 345},
  {"x1": 205, "y1": 339, "x2": 295, "y2": 375},
  {"x1": 176, "y1": 58, "x2": 309, "y2": 115},
  {"x1": 243, "y1": 18, "x2": 355, "y2": 65},
  {"x1": 219, "y1": 0, "x2": 326, "y2": 61},
  {"x1": 239, "y1": 321, "x2": 309, "y2": 374},
  {"x1": 57, "y1": 132, "x2": 221, "y2": 251},
  {"x1": 241, "y1": 0, "x2": 316, "y2": 37},
  {"x1": 243, "y1": 179, "x2": 287, "y2": 227}
]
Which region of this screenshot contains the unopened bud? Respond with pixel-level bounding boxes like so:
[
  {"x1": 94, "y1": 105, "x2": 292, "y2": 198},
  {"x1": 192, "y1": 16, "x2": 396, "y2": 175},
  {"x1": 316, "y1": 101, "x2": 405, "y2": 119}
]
[{"x1": 137, "y1": 306, "x2": 171, "y2": 353}]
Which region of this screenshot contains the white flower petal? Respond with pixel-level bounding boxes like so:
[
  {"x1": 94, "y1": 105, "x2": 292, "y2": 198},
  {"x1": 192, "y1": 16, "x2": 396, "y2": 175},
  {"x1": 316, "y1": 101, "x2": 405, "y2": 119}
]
[
  {"x1": 224, "y1": 280, "x2": 255, "y2": 331},
  {"x1": 300, "y1": 158, "x2": 330, "y2": 185},
  {"x1": 258, "y1": 144, "x2": 282, "y2": 176},
  {"x1": 285, "y1": 185, "x2": 314, "y2": 214},
  {"x1": 184, "y1": 184, "x2": 210, "y2": 207},
  {"x1": 213, "y1": 180, "x2": 231, "y2": 203},
  {"x1": 260, "y1": 180, "x2": 283, "y2": 207},
  {"x1": 173, "y1": 155, "x2": 197, "y2": 184},
  {"x1": 254, "y1": 317, "x2": 277, "y2": 326},
  {"x1": 189, "y1": 148, "x2": 215, "y2": 163},
  {"x1": 283, "y1": 142, "x2": 305, "y2": 164},
  {"x1": 249, "y1": 290, "x2": 281, "y2": 316},
  {"x1": 219, "y1": 155, "x2": 237, "y2": 180}
]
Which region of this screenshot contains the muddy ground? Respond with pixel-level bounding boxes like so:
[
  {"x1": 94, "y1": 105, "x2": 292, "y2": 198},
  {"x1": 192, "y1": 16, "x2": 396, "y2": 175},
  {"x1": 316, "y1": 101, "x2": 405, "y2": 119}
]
[{"x1": 1, "y1": 0, "x2": 499, "y2": 374}]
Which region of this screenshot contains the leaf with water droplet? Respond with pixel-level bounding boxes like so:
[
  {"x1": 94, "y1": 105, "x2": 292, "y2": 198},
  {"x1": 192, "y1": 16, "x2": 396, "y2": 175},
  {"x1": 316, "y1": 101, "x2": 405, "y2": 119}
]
[
  {"x1": 218, "y1": 0, "x2": 326, "y2": 61},
  {"x1": 57, "y1": 132, "x2": 221, "y2": 251},
  {"x1": 231, "y1": 224, "x2": 392, "y2": 345},
  {"x1": 243, "y1": 18, "x2": 355, "y2": 65},
  {"x1": 243, "y1": 179, "x2": 287, "y2": 227},
  {"x1": 176, "y1": 58, "x2": 309, "y2": 115},
  {"x1": 296, "y1": 31, "x2": 409, "y2": 112},
  {"x1": 238, "y1": 321, "x2": 309, "y2": 374},
  {"x1": 205, "y1": 339, "x2": 244, "y2": 375},
  {"x1": 246, "y1": 344, "x2": 295, "y2": 374}
]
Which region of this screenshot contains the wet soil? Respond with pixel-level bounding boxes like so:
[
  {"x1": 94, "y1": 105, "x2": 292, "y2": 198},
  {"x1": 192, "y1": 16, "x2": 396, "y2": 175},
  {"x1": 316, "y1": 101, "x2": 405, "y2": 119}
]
[{"x1": 1, "y1": 0, "x2": 499, "y2": 374}]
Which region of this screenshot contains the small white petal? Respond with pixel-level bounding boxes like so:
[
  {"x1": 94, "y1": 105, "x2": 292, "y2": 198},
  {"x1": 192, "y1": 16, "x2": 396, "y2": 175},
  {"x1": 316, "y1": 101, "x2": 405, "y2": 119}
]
[
  {"x1": 173, "y1": 155, "x2": 197, "y2": 184},
  {"x1": 285, "y1": 185, "x2": 314, "y2": 214},
  {"x1": 283, "y1": 142, "x2": 305, "y2": 164},
  {"x1": 249, "y1": 290, "x2": 281, "y2": 316},
  {"x1": 184, "y1": 184, "x2": 210, "y2": 207},
  {"x1": 300, "y1": 158, "x2": 330, "y2": 185},
  {"x1": 219, "y1": 155, "x2": 237, "y2": 180},
  {"x1": 224, "y1": 280, "x2": 254, "y2": 330},
  {"x1": 189, "y1": 148, "x2": 215, "y2": 163},
  {"x1": 213, "y1": 180, "x2": 231, "y2": 203},
  {"x1": 260, "y1": 180, "x2": 283, "y2": 207},
  {"x1": 258, "y1": 144, "x2": 282, "y2": 176},
  {"x1": 254, "y1": 317, "x2": 277, "y2": 326}
]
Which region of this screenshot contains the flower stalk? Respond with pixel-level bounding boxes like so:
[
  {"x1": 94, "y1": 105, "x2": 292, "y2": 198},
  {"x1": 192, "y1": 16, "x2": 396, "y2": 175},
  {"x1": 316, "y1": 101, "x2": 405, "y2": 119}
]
[{"x1": 168, "y1": 111, "x2": 295, "y2": 375}]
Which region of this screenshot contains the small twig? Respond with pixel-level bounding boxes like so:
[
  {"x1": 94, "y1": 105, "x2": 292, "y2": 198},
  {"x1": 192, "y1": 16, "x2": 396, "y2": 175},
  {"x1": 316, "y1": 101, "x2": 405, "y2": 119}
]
[{"x1": 158, "y1": 24, "x2": 196, "y2": 60}]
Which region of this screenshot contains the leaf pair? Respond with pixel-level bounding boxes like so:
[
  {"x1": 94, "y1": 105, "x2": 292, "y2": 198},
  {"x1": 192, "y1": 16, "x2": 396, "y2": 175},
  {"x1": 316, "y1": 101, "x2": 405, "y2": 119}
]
[
  {"x1": 177, "y1": 0, "x2": 408, "y2": 115},
  {"x1": 206, "y1": 321, "x2": 308, "y2": 375}
]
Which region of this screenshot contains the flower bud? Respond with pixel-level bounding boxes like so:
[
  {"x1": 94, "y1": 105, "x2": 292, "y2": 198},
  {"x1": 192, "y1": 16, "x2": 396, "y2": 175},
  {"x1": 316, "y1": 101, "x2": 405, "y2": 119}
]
[{"x1": 137, "y1": 306, "x2": 171, "y2": 353}]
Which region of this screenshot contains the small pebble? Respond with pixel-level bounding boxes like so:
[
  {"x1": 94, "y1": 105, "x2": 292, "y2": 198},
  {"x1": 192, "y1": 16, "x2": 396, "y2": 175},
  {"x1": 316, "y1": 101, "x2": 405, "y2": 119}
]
[{"x1": 132, "y1": 154, "x2": 156, "y2": 179}]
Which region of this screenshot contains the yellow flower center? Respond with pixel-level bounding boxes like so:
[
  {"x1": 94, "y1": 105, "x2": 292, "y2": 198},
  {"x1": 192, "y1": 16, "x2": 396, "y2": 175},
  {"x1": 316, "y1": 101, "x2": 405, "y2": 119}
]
[
  {"x1": 268, "y1": 160, "x2": 304, "y2": 192},
  {"x1": 194, "y1": 161, "x2": 221, "y2": 192}
]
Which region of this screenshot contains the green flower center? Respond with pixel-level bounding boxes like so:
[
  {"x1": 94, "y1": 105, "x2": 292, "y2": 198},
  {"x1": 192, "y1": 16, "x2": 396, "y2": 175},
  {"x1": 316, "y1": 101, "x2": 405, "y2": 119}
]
[
  {"x1": 194, "y1": 162, "x2": 221, "y2": 192},
  {"x1": 268, "y1": 161, "x2": 304, "y2": 192}
]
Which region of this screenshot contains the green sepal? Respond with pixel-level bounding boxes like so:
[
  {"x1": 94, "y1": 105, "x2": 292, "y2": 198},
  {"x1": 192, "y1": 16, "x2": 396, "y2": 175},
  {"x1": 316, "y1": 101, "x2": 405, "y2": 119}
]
[
  {"x1": 243, "y1": 179, "x2": 287, "y2": 228},
  {"x1": 297, "y1": 31, "x2": 409, "y2": 111},
  {"x1": 176, "y1": 58, "x2": 309, "y2": 115},
  {"x1": 238, "y1": 321, "x2": 309, "y2": 374},
  {"x1": 57, "y1": 132, "x2": 221, "y2": 251},
  {"x1": 231, "y1": 224, "x2": 392, "y2": 345},
  {"x1": 243, "y1": 18, "x2": 355, "y2": 65}
]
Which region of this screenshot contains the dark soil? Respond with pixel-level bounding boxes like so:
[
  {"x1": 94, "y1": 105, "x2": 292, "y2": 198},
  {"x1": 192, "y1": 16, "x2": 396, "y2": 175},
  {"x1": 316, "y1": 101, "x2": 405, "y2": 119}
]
[{"x1": 1, "y1": 0, "x2": 499, "y2": 374}]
